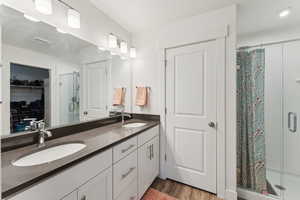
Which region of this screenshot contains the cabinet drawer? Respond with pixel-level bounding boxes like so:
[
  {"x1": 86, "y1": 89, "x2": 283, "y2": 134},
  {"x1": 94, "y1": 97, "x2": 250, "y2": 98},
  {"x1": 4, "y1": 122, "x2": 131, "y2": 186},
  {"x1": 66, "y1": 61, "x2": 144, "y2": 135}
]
[
  {"x1": 138, "y1": 126, "x2": 159, "y2": 147},
  {"x1": 115, "y1": 178, "x2": 138, "y2": 200},
  {"x1": 113, "y1": 136, "x2": 137, "y2": 163},
  {"x1": 113, "y1": 151, "x2": 138, "y2": 198}
]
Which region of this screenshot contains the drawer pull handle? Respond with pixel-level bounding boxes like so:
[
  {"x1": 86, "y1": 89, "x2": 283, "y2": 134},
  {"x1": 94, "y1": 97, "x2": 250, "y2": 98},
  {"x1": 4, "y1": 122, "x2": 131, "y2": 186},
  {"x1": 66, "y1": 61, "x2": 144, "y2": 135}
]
[
  {"x1": 121, "y1": 144, "x2": 135, "y2": 153},
  {"x1": 148, "y1": 145, "x2": 151, "y2": 159},
  {"x1": 122, "y1": 167, "x2": 136, "y2": 179},
  {"x1": 151, "y1": 144, "x2": 154, "y2": 159}
]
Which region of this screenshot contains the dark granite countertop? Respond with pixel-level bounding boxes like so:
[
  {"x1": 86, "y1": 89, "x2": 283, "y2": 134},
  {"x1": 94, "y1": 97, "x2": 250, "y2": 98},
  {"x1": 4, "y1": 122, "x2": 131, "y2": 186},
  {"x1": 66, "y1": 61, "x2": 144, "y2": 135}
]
[{"x1": 2, "y1": 119, "x2": 159, "y2": 199}]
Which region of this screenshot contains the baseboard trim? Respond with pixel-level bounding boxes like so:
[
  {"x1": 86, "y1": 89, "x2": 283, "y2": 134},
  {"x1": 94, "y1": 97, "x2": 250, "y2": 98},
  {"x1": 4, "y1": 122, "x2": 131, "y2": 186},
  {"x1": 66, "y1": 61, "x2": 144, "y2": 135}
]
[
  {"x1": 237, "y1": 188, "x2": 277, "y2": 200},
  {"x1": 225, "y1": 189, "x2": 238, "y2": 200}
]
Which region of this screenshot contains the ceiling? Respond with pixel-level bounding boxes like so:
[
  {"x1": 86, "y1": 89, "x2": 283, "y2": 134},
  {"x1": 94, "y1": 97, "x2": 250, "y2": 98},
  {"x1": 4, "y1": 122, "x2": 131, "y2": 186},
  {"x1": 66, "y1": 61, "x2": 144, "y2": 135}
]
[
  {"x1": 90, "y1": 0, "x2": 300, "y2": 36},
  {"x1": 0, "y1": 6, "x2": 93, "y2": 63}
]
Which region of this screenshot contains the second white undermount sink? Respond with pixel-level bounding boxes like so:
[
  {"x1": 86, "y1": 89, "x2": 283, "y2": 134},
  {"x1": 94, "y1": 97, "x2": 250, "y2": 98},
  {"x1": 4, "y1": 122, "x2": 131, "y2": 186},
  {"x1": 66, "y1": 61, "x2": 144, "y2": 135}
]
[
  {"x1": 12, "y1": 143, "x2": 86, "y2": 167},
  {"x1": 122, "y1": 123, "x2": 147, "y2": 128}
]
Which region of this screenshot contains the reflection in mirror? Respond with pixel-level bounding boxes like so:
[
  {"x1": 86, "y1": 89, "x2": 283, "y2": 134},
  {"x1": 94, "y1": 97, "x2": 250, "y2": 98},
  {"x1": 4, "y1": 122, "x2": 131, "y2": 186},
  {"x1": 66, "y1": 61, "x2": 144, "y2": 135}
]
[{"x1": 0, "y1": 6, "x2": 132, "y2": 136}]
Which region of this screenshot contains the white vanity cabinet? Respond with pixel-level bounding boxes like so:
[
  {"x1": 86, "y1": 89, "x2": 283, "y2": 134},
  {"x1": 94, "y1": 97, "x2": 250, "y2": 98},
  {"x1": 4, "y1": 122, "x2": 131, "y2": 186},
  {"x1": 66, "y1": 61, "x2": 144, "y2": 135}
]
[
  {"x1": 6, "y1": 125, "x2": 159, "y2": 200},
  {"x1": 61, "y1": 191, "x2": 77, "y2": 200},
  {"x1": 77, "y1": 167, "x2": 113, "y2": 200},
  {"x1": 138, "y1": 136, "x2": 160, "y2": 198},
  {"x1": 61, "y1": 167, "x2": 112, "y2": 200}
]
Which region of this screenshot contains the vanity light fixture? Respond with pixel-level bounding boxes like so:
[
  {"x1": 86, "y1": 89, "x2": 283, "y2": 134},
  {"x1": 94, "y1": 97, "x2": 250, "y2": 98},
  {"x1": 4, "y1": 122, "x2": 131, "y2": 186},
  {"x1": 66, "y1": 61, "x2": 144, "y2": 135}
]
[
  {"x1": 108, "y1": 34, "x2": 118, "y2": 49},
  {"x1": 56, "y1": 28, "x2": 67, "y2": 34},
  {"x1": 24, "y1": 14, "x2": 40, "y2": 22},
  {"x1": 68, "y1": 8, "x2": 80, "y2": 29},
  {"x1": 130, "y1": 47, "x2": 137, "y2": 58},
  {"x1": 34, "y1": 0, "x2": 53, "y2": 15},
  {"x1": 279, "y1": 8, "x2": 291, "y2": 18},
  {"x1": 57, "y1": 0, "x2": 81, "y2": 29},
  {"x1": 120, "y1": 41, "x2": 128, "y2": 54}
]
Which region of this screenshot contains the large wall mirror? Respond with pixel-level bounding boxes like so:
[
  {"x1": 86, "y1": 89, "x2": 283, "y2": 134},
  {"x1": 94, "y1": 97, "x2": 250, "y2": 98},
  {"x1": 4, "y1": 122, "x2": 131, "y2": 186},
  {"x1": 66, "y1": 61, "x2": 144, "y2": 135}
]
[{"x1": 0, "y1": 6, "x2": 132, "y2": 136}]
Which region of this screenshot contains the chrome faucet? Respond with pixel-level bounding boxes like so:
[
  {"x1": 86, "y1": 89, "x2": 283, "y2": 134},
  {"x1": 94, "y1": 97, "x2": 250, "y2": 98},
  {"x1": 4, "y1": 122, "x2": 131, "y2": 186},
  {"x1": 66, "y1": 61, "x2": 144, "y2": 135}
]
[
  {"x1": 120, "y1": 106, "x2": 131, "y2": 126},
  {"x1": 35, "y1": 121, "x2": 52, "y2": 148}
]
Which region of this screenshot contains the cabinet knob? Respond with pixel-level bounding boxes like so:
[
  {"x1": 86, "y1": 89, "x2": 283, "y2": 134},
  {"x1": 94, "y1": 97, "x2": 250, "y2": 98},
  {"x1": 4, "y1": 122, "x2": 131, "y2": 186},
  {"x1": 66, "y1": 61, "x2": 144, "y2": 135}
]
[
  {"x1": 208, "y1": 122, "x2": 216, "y2": 128},
  {"x1": 81, "y1": 196, "x2": 86, "y2": 200}
]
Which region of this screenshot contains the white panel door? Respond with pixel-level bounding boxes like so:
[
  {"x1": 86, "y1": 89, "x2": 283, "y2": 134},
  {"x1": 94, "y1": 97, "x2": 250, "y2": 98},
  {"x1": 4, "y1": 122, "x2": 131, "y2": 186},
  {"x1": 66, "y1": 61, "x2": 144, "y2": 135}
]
[
  {"x1": 82, "y1": 61, "x2": 108, "y2": 121},
  {"x1": 166, "y1": 40, "x2": 217, "y2": 193}
]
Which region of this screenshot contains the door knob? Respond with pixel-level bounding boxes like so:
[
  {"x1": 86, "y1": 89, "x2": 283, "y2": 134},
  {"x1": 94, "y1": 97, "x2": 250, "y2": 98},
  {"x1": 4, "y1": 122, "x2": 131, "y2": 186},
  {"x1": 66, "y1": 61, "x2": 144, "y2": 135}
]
[{"x1": 208, "y1": 122, "x2": 216, "y2": 128}]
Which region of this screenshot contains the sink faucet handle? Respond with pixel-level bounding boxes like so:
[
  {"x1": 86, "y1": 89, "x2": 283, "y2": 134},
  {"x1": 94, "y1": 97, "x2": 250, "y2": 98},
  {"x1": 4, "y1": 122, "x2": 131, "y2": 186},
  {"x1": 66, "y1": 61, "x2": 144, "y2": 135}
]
[
  {"x1": 43, "y1": 130, "x2": 52, "y2": 137},
  {"x1": 37, "y1": 121, "x2": 46, "y2": 130}
]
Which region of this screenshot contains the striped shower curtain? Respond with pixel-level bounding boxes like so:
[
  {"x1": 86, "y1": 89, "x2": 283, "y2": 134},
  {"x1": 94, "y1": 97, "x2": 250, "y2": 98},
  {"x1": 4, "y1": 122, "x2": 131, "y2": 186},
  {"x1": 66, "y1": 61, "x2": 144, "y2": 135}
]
[{"x1": 237, "y1": 49, "x2": 267, "y2": 194}]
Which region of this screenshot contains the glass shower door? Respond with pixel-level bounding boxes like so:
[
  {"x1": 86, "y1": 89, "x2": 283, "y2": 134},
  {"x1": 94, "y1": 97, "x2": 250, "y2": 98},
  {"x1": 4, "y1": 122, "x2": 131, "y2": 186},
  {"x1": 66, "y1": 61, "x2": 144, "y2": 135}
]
[
  {"x1": 237, "y1": 41, "x2": 300, "y2": 200},
  {"x1": 59, "y1": 72, "x2": 80, "y2": 125},
  {"x1": 282, "y1": 41, "x2": 300, "y2": 200}
]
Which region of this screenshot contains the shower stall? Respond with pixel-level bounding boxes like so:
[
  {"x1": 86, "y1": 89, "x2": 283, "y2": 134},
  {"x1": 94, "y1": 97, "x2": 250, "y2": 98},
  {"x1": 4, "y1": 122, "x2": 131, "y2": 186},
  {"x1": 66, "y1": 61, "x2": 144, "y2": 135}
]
[
  {"x1": 237, "y1": 40, "x2": 300, "y2": 200},
  {"x1": 58, "y1": 71, "x2": 80, "y2": 125}
]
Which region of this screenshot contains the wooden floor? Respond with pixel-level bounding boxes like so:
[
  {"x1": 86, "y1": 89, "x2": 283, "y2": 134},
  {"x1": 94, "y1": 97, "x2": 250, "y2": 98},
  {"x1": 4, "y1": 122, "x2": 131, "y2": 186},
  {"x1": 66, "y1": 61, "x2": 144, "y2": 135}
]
[{"x1": 150, "y1": 178, "x2": 223, "y2": 200}]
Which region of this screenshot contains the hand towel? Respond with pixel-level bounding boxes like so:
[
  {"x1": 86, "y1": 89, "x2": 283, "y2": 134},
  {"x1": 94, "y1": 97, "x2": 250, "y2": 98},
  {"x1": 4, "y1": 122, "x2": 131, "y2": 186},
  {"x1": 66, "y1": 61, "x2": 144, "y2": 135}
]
[
  {"x1": 113, "y1": 88, "x2": 124, "y2": 106},
  {"x1": 136, "y1": 87, "x2": 148, "y2": 106}
]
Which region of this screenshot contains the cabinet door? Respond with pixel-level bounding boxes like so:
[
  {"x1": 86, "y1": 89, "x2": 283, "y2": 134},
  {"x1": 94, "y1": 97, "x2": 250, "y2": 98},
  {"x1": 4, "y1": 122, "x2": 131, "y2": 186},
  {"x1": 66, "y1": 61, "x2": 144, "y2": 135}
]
[
  {"x1": 138, "y1": 136, "x2": 159, "y2": 198},
  {"x1": 61, "y1": 191, "x2": 77, "y2": 200},
  {"x1": 78, "y1": 167, "x2": 112, "y2": 200}
]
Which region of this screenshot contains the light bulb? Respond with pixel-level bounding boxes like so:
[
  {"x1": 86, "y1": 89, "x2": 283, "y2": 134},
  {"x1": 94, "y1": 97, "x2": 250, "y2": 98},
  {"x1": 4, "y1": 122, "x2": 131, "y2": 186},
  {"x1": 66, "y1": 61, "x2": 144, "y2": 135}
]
[
  {"x1": 130, "y1": 47, "x2": 136, "y2": 58},
  {"x1": 120, "y1": 41, "x2": 128, "y2": 54},
  {"x1": 34, "y1": 0, "x2": 53, "y2": 15},
  {"x1": 279, "y1": 8, "x2": 291, "y2": 18},
  {"x1": 68, "y1": 9, "x2": 80, "y2": 29},
  {"x1": 108, "y1": 34, "x2": 118, "y2": 49}
]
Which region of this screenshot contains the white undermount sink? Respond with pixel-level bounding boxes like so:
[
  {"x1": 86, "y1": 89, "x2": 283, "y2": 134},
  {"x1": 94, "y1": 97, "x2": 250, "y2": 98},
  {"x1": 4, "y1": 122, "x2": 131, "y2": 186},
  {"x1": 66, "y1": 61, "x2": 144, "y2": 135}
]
[
  {"x1": 122, "y1": 123, "x2": 147, "y2": 128},
  {"x1": 12, "y1": 143, "x2": 86, "y2": 167}
]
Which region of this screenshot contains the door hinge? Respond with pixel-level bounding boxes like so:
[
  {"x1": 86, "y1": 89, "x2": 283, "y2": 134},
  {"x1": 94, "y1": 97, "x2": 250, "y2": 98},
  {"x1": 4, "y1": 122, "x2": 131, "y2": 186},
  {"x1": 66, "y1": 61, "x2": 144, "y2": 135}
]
[
  {"x1": 164, "y1": 60, "x2": 167, "y2": 67},
  {"x1": 165, "y1": 107, "x2": 167, "y2": 115},
  {"x1": 164, "y1": 154, "x2": 167, "y2": 161}
]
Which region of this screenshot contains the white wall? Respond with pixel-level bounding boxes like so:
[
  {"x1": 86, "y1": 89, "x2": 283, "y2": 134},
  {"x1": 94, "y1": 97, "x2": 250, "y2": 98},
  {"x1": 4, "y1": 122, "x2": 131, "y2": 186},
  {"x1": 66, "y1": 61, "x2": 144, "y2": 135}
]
[
  {"x1": 131, "y1": 5, "x2": 237, "y2": 200},
  {"x1": 2, "y1": 0, "x2": 132, "y2": 49},
  {"x1": 1, "y1": 44, "x2": 80, "y2": 135},
  {"x1": 110, "y1": 58, "x2": 132, "y2": 113},
  {"x1": 238, "y1": 26, "x2": 300, "y2": 47}
]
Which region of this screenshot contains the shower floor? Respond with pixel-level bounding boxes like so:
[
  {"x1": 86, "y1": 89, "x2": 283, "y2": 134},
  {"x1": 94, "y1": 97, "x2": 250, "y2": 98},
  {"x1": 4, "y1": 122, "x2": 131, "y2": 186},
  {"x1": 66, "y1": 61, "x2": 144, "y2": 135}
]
[{"x1": 267, "y1": 169, "x2": 300, "y2": 200}]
